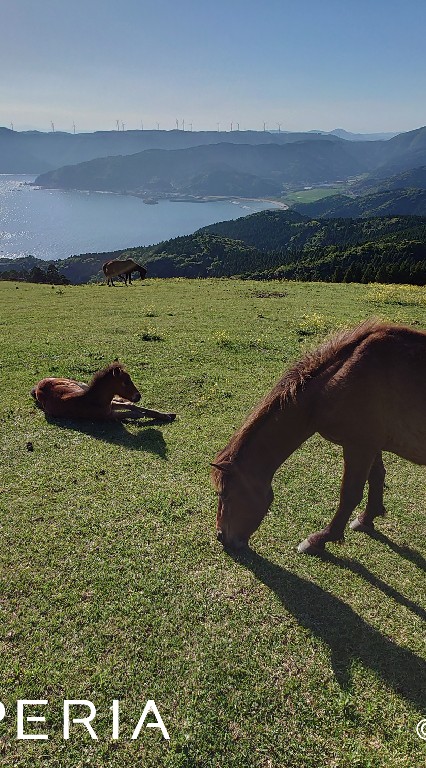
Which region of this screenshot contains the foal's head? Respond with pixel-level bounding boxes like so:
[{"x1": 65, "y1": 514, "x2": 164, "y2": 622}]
[
  {"x1": 211, "y1": 461, "x2": 273, "y2": 549},
  {"x1": 93, "y1": 363, "x2": 141, "y2": 402}
]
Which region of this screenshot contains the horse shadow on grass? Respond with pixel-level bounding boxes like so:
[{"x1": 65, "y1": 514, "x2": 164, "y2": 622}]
[
  {"x1": 45, "y1": 415, "x2": 169, "y2": 458},
  {"x1": 370, "y1": 531, "x2": 426, "y2": 573},
  {"x1": 323, "y1": 551, "x2": 426, "y2": 622},
  {"x1": 233, "y1": 548, "x2": 426, "y2": 712}
]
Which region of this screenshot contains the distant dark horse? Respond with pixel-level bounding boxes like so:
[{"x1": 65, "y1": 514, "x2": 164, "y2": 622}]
[
  {"x1": 212, "y1": 319, "x2": 426, "y2": 554},
  {"x1": 31, "y1": 362, "x2": 176, "y2": 422},
  {"x1": 102, "y1": 259, "x2": 147, "y2": 286}
]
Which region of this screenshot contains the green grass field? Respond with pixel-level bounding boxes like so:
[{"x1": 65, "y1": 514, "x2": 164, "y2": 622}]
[
  {"x1": 1, "y1": 279, "x2": 425, "y2": 767},
  {"x1": 284, "y1": 188, "x2": 343, "y2": 204}
]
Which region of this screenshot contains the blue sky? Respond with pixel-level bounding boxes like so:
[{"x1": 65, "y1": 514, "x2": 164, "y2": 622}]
[{"x1": 1, "y1": 0, "x2": 425, "y2": 134}]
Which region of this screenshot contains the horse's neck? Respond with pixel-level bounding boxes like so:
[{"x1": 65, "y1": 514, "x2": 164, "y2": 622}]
[
  {"x1": 234, "y1": 398, "x2": 313, "y2": 483},
  {"x1": 86, "y1": 376, "x2": 115, "y2": 406}
]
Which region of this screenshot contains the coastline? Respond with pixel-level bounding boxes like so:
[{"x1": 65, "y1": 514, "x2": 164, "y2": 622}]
[
  {"x1": 1, "y1": 175, "x2": 280, "y2": 262},
  {"x1": 30, "y1": 182, "x2": 289, "y2": 210}
]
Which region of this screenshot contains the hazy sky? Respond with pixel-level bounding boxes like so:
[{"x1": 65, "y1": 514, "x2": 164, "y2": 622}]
[{"x1": 1, "y1": 0, "x2": 425, "y2": 134}]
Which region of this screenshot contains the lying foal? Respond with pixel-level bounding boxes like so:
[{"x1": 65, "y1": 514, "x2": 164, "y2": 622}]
[{"x1": 31, "y1": 362, "x2": 176, "y2": 422}]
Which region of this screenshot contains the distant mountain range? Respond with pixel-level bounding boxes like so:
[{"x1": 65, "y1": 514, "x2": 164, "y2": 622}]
[
  {"x1": 0, "y1": 126, "x2": 379, "y2": 175},
  {"x1": 316, "y1": 128, "x2": 398, "y2": 141},
  {"x1": 28, "y1": 126, "x2": 426, "y2": 198}
]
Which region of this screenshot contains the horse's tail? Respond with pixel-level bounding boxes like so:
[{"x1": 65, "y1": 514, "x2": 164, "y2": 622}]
[
  {"x1": 30, "y1": 386, "x2": 43, "y2": 409},
  {"x1": 102, "y1": 262, "x2": 111, "y2": 276}
]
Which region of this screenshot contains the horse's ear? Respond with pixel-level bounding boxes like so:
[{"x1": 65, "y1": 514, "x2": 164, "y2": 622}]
[{"x1": 210, "y1": 461, "x2": 231, "y2": 473}]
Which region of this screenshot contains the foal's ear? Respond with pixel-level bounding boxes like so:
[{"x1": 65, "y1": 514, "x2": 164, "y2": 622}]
[{"x1": 210, "y1": 461, "x2": 231, "y2": 473}]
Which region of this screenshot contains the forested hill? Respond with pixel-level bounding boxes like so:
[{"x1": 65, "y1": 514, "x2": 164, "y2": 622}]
[
  {"x1": 2, "y1": 211, "x2": 426, "y2": 286},
  {"x1": 79, "y1": 213, "x2": 426, "y2": 284},
  {"x1": 292, "y1": 188, "x2": 426, "y2": 218},
  {"x1": 354, "y1": 166, "x2": 426, "y2": 195},
  {"x1": 203, "y1": 209, "x2": 426, "y2": 251},
  {"x1": 201, "y1": 210, "x2": 426, "y2": 283}
]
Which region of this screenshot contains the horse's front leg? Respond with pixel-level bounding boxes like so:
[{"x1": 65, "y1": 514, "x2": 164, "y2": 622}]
[
  {"x1": 350, "y1": 452, "x2": 386, "y2": 534},
  {"x1": 110, "y1": 402, "x2": 176, "y2": 422},
  {"x1": 298, "y1": 444, "x2": 376, "y2": 555},
  {"x1": 128, "y1": 405, "x2": 176, "y2": 422}
]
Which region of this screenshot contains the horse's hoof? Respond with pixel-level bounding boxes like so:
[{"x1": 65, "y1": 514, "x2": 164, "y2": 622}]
[
  {"x1": 297, "y1": 538, "x2": 325, "y2": 556},
  {"x1": 350, "y1": 517, "x2": 375, "y2": 534}
]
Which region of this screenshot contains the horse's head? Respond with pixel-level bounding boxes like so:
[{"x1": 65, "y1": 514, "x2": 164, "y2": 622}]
[
  {"x1": 110, "y1": 364, "x2": 141, "y2": 402},
  {"x1": 211, "y1": 461, "x2": 273, "y2": 549}
]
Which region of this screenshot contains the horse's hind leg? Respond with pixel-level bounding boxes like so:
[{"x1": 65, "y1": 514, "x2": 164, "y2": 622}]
[
  {"x1": 350, "y1": 452, "x2": 386, "y2": 534},
  {"x1": 298, "y1": 444, "x2": 376, "y2": 555}
]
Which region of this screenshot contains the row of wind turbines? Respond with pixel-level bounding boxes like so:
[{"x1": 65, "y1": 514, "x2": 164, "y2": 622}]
[{"x1": 9, "y1": 120, "x2": 284, "y2": 133}]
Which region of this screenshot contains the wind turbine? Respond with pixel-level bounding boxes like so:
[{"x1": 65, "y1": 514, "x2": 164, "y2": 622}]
[
  {"x1": 182, "y1": 119, "x2": 185, "y2": 131},
  {"x1": 176, "y1": 118, "x2": 179, "y2": 130},
  {"x1": 116, "y1": 120, "x2": 120, "y2": 131},
  {"x1": 51, "y1": 121, "x2": 55, "y2": 133},
  {"x1": 217, "y1": 122, "x2": 220, "y2": 132},
  {"x1": 277, "y1": 122, "x2": 282, "y2": 133}
]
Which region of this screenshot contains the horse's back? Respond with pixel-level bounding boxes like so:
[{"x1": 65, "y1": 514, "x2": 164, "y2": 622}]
[
  {"x1": 316, "y1": 324, "x2": 426, "y2": 462},
  {"x1": 32, "y1": 378, "x2": 86, "y2": 416}
]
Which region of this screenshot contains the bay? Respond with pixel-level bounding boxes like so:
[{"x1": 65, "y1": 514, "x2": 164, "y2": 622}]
[{"x1": 0, "y1": 174, "x2": 278, "y2": 261}]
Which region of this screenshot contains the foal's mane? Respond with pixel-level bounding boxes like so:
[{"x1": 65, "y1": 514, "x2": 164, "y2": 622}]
[
  {"x1": 213, "y1": 318, "x2": 388, "y2": 470},
  {"x1": 88, "y1": 362, "x2": 126, "y2": 388}
]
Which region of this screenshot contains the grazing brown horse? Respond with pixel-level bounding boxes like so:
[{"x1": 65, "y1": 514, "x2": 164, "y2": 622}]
[
  {"x1": 212, "y1": 319, "x2": 426, "y2": 554},
  {"x1": 31, "y1": 362, "x2": 176, "y2": 422},
  {"x1": 102, "y1": 259, "x2": 147, "y2": 286}
]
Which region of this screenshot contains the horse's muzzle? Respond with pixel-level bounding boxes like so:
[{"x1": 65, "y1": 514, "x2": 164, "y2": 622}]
[
  {"x1": 216, "y1": 529, "x2": 248, "y2": 550},
  {"x1": 132, "y1": 392, "x2": 141, "y2": 403}
]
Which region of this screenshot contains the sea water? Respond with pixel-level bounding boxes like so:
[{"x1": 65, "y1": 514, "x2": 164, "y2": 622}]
[{"x1": 0, "y1": 174, "x2": 277, "y2": 261}]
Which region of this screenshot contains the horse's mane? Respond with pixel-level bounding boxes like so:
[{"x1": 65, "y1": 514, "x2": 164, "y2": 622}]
[
  {"x1": 88, "y1": 362, "x2": 126, "y2": 388},
  {"x1": 213, "y1": 318, "x2": 389, "y2": 469}
]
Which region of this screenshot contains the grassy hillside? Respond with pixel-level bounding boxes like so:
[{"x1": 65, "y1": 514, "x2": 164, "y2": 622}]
[{"x1": 1, "y1": 279, "x2": 425, "y2": 767}]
